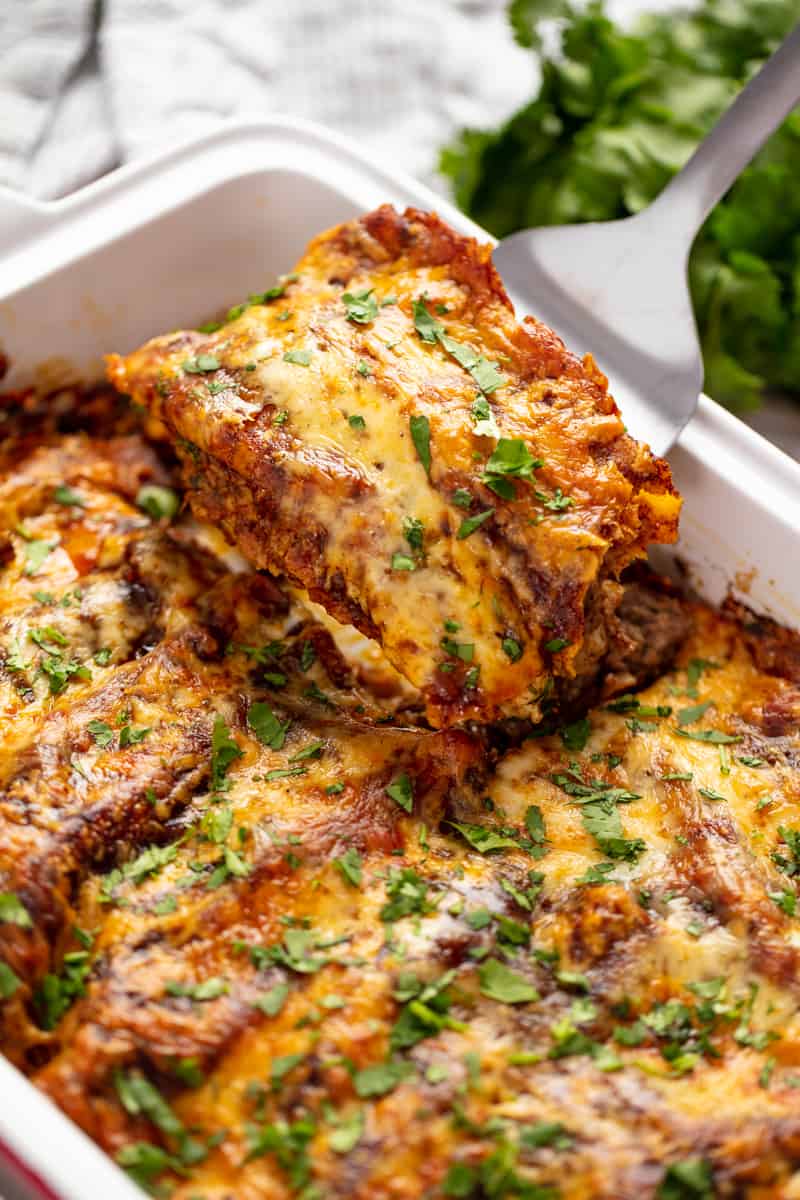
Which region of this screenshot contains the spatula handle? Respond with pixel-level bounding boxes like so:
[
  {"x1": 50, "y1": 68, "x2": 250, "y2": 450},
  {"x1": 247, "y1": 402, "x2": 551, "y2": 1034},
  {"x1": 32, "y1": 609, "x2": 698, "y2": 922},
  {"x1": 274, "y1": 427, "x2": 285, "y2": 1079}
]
[{"x1": 652, "y1": 21, "x2": 800, "y2": 240}]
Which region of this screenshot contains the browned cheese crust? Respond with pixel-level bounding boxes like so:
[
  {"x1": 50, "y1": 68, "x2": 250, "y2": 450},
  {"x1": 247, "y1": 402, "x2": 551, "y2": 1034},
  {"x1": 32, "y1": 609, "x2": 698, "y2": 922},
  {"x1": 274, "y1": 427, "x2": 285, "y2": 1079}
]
[
  {"x1": 107, "y1": 206, "x2": 680, "y2": 727},
  {"x1": 1, "y1": 392, "x2": 800, "y2": 1199}
]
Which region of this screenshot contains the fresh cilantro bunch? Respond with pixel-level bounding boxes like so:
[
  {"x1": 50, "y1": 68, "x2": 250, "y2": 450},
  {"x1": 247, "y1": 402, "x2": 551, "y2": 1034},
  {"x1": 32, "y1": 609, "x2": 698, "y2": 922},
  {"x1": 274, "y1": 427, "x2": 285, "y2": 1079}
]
[{"x1": 440, "y1": 0, "x2": 800, "y2": 411}]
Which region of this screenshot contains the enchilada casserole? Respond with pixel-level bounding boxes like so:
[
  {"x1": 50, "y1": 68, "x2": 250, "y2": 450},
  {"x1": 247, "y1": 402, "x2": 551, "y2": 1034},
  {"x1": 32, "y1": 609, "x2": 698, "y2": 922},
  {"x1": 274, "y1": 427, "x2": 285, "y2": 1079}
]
[{"x1": 0, "y1": 214, "x2": 798, "y2": 1200}]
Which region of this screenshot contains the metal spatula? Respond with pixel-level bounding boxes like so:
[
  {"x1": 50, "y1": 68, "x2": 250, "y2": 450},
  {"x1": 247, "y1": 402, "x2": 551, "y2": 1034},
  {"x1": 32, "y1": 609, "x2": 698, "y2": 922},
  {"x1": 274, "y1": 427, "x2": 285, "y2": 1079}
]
[{"x1": 492, "y1": 23, "x2": 800, "y2": 454}]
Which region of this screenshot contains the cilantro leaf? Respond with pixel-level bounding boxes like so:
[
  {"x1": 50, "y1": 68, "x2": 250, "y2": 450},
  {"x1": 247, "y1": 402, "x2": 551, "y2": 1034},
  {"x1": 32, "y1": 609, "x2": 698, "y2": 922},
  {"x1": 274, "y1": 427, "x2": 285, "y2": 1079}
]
[
  {"x1": 183, "y1": 353, "x2": 220, "y2": 373},
  {"x1": 135, "y1": 485, "x2": 180, "y2": 521},
  {"x1": 254, "y1": 982, "x2": 290, "y2": 1017},
  {"x1": 471, "y1": 396, "x2": 500, "y2": 438},
  {"x1": 412, "y1": 297, "x2": 441, "y2": 343},
  {"x1": 479, "y1": 958, "x2": 538, "y2": 1004},
  {"x1": 53, "y1": 485, "x2": 85, "y2": 507},
  {"x1": 409, "y1": 414, "x2": 431, "y2": 475},
  {"x1": 87, "y1": 719, "x2": 114, "y2": 748},
  {"x1": 560, "y1": 716, "x2": 591, "y2": 751},
  {"x1": 448, "y1": 821, "x2": 519, "y2": 853},
  {"x1": 673, "y1": 728, "x2": 741, "y2": 745},
  {"x1": 22, "y1": 539, "x2": 55, "y2": 577},
  {"x1": 676, "y1": 700, "x2": 713, "y2": 726},
  {"x1": 210, "y1": 715, "x2": 243, "y2": 791},
  {"x1": 353, "y1": 1059, "x2": 410, "y2": 1098},
  {"x1": 457, "y1": 507, "x2": 494, "y2": 539},
  {"x1": 343, "y1": 289, "x2": 378, "y2": 324},
  {"x1": 0, "y1": 961, "x2": 21, "y2": 998},
  {"x1": 657, "y1": 1158, "x2": 714, "y2": 1200},
  {"x1": 0, "y1": 893, "x2": 32, "y2": 928},
  {"x1": 247, "y1": 701, "x2": 290, "y2": 750},
  {"x1": 333, "y1": 847, "x2": 362, "y2": 887},
  {"x1": 385, "y1": 773, "x2": 414, "y2": 813},
  {"x1": 283, "y1": 349, "x2": 312, "y2": 366}
]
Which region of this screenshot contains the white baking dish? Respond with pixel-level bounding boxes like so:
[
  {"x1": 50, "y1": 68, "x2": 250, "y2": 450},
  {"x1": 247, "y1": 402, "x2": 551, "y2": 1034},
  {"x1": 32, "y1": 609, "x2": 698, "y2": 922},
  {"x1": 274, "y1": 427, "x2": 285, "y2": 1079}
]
[{"x1": 0, "y1": 116, "x2": 798, "y2": 1200}]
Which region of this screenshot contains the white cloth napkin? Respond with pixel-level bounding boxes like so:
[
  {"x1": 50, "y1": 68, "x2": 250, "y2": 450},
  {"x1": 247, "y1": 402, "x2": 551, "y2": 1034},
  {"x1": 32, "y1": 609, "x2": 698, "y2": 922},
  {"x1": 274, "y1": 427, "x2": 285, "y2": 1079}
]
[{"x1": 3, "y1": 0, "x2": 534, "y2": 199}]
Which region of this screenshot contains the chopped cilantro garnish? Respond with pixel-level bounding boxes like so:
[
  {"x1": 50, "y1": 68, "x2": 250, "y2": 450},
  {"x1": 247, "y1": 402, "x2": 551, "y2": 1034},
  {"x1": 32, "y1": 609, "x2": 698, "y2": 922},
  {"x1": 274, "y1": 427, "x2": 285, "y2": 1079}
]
[
  {"x1": 441, "y1": 638, "x2": 474, "y2": 662},
  {"x1": 117, "y1": 1142, "x2": 182, "y2": 1190},
  {"x1": 536, "y1": 486, "x2": 573, "y2": 511},
  {"x1": 457, "y1": 507, "x2": 494, "y2": 539},
  {"x1": 245, "y1": 1117, "x2": 315, "y2": 1188},
  {"x1": 0, "y1": 893, "x2": 32, "y2": 928},
  {"x1": 698, "y1": 786, "x2": 727, "y2": 802},
  {"x1": 348, "y1": 413, "x2": 366, "y2": 430},
  {"x1": 248, "y1": 700, "x2": 290, "y2": 750},
  {"x1": 210, "y1": 714, "x2": 243, "y2": 791},
  {"x1": 22, "y1": 538, "x2": 55, "y2": 577},
  {"x1": 29, "y1": 626, "x2": 68, "y2": 649},
  {"x1": 289, "y1": 740, "x2": 324, "y2": 763},
  {"x1": 391, "y1": 552, "x2": 417, "y2": 572},
  {"x1": 409, "y1": 414, "x2": 431, "y2": 475},
  {"x1": 333, "y1": 847, "x2": 362, "y2": 887},
  {"x1": 560, "y1": 716, "x2": 591, "y2": 751},
  {"x1": 380, "y1": 868, "x2": 435, "y2": 923},
  {"x1": 466, "y1": 908, "x2": 492, "y2": 930},
  {"x1": 385, "y1": 773, "x2": 414, "y2": 813},
  {"x1": 576, "y1": 861, "x2": 618, "y2": 885},
  {"x1": 448, "y1": 821, "x2": 518, "y2": 853},
  {"x1": 403, "y1": 515, "x2": 424, "y2": 553},
  {"x1": 471, "y1": 396, "x2": 500, "y2": 438},
  {"x1": 100, "y1": 841, "x2": 180, "y2": 904},
  {"x1": 525, "y1": 805, "x2": 546, "y2": 846},
  {"x1": 299, "y1": 640, "x2": 316, "y2": 671},
  {"x1": 656, "y1": 1158, "x2": 714, "y2": 1200},
  {"x1": 53, "y1": 484, "x2": 85, "y2": 507},
  {"x1": 329, "y1": 1107, "x2": 365, "y2": 1153},
  {"x1": 39, "y1": 654, "x2": 90, "y2": 694},
  {"x1": 677, "y1": 700, "x2": 713, "y2": 726},
  {"x1": 502, "y1": 636, "x2": 523, "y2": 663},
  {"x1": 343, "y1": 288, "x2": 378, "y2": 323},
  {"x1": 201, "y1": 805, "x2": 233, "y2": 845},
  {"x1": 544, "y1": 637, "x2": 570, "y2": 653},
  {"x1": 673, "y1": 728, "x2": 741, "y2": 745},
  {"x1": 353, "y1": 1059, "x2": 410, "y2": 1098},
  {"x1": 452, "y1": 488, "x2": 472, "y2": 509},
  {"x1": 87, "y1": 719, "x2": 114, "y2": 748},
  {"x1": 479, "y1": 958, "x2": 538, "y2": 1004},
  {"x1": 412, "y1": 297, "x2": 506, "y2": 393},
  {"x1": 119, "y1": 724, "x2": 150, "y2": 747},
  {"x1": 254, "y1": 982, "x2": 290, "y2": 1016},
  {"x1": 135, "y1": 485, "x2": 180, "y2": 520},
  {"x1": 283, "y1": 349, "x2": 312, "y2": 366},
  {"x1": 182, "y1": 353, "x2": 220, "y2": 373},
  {"x1": 481, "y1": 437, "x2": 542, "y2": 498},
  {"x1": 34, "y1": 951, "x2": 91, "y2": 1029},
  {"x1": 684, "y1": 658, "x2": 718, "y2": 699},
  {"x1": 165, "y1": 976, "x2": 228, "y2": 1001},
  {"x1": 0, "y1": 961, "x2": 21, "y2": 998},
  {"x1": 769, "y1": 888, "x2": 797, "y2": 916}
]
